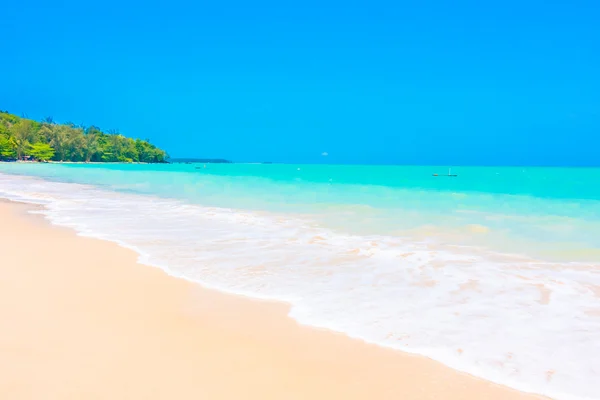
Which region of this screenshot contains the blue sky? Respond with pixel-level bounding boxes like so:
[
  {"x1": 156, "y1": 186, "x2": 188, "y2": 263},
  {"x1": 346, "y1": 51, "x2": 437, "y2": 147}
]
[{"x1": 1, "y1": 0, "x2": 599, "y2": 165}]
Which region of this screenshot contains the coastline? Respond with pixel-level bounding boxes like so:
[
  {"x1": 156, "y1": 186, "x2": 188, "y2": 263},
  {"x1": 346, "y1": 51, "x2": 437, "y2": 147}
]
[
  {"x1": 0, "y1": 198, "x2": 548, "y2": 400},
  {"x1": 0, "y1": 160, "x2": 158, "y2": 164}
]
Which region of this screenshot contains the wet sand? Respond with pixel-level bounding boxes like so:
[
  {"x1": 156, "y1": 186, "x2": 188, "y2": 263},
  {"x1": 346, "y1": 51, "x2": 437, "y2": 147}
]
[{"x1": 0, "y1": 200, "x2": 547, "y2": 399}]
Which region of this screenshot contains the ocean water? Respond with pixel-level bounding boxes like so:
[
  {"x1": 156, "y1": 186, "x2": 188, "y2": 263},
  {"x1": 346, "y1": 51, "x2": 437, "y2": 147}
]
[{"x1": 1, "y1": 162, "x2": 599, "y2": 400}]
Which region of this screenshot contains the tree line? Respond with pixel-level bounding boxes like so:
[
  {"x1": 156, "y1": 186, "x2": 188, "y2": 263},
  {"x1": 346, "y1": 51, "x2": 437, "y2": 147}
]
[{"x1": 0, "y1": 111, "x2": 168, "y2": 163}]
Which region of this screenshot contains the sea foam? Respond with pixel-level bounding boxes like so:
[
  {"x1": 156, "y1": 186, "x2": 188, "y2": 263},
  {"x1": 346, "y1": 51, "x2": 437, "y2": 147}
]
[{"x1": 1, "y1": 172, "x2": 599, "y2": 400}]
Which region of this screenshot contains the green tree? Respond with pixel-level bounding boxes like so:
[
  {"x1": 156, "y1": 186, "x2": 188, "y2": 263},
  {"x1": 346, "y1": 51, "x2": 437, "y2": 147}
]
[
  {"x1": 48, "y1": 125, "x2": 69, "y2": 161},
  {"x1": 83, "y1": 133, "x2": 100, "y2": 162},
  {"x1": 28, "y1": 142, "x2": 55, "y2": 161},
  {"x1": 0, "y1": 134, "x2": 16, "y2": 159},
  {"x1": 0, "y1": 111, "x2": 167, "y2": 163},
  {"x1": 65, "y1": 128, "x2": 85, "y2": 161},
  {"x1": 10, "y1": 119, "x2": 36, "y2": 159}
]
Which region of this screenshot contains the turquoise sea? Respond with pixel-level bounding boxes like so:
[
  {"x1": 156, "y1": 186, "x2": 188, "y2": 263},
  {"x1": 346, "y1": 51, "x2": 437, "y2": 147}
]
[{"x1": 1, "y1": 162, "x2": 599, "y2": 400}]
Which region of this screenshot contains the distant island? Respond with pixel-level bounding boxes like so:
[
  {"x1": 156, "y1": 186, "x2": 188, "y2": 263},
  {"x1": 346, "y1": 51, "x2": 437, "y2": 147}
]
[
  {"x1": 169, "y1": 158, "x2": 232, "y2": 164},
  {"x1": 0, "y1": 111, "x2": 167, "y2": 163}
]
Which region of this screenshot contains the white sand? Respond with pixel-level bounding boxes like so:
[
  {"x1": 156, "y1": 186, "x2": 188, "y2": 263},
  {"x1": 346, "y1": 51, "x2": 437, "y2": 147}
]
[{"x1": 0, "y1": 200, "x2": 547, "y2": 399}]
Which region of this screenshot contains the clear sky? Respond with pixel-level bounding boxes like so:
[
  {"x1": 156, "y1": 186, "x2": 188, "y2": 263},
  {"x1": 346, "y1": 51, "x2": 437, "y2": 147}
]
[{"x1": 1, "y1": 0, "x2": 598, "y2": 165}]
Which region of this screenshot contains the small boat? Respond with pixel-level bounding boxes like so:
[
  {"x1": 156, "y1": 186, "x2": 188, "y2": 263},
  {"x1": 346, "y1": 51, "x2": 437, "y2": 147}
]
[{"x1": 433, "y1": 167, "x2": 457, "y2": 177}]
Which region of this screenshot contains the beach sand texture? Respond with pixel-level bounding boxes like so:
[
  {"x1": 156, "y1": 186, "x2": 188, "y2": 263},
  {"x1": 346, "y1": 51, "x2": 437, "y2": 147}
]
[{"x1": 0, "y1": 200, "x2": 546, "y2": 400}]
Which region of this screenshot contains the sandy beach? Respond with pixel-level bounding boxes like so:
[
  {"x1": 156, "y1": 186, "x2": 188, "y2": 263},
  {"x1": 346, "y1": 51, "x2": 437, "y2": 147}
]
[{"x1": 0, "y1": 199, "x2": 547, "y2": 400}]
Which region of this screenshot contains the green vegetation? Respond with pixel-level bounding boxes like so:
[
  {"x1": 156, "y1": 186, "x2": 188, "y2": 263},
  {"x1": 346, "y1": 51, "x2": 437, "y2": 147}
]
[
  {"x1": 0, "y1": 111, "x2": 168, "y2": 162},
  {"x1": 28, "y1": 142, "x2": 55, "y2": 161}
]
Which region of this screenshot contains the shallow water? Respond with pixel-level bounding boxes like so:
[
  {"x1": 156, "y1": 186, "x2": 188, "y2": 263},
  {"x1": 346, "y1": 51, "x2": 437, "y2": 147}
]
[{"x1": 1, "y1": 163, "x2": 599, "y2": 400}]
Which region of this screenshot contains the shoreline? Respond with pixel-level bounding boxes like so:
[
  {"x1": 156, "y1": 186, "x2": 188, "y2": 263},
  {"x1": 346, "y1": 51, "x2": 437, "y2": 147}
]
[
  {"x1": 0, "y1": 198, "x2": 549, "y2": 400},
  {"x1": 0, "y1": 160, "x2": 160, "y2": 164}
]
